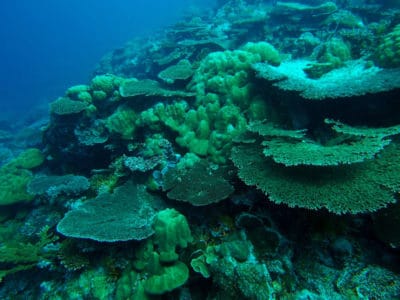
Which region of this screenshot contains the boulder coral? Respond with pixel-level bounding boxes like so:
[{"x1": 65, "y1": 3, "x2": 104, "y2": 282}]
[
  {"x1": 375, "y1": 24, "x2": 400, "y2": 68},
  {"x1": 0, "y1": 148, "x2": 44, "y2": 206},
  {"x1": 191, "y1": 41, "x2": 281, "y2": 109}
]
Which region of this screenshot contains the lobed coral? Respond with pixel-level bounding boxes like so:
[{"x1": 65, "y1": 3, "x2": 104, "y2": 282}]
[
  {"x1": 192, "y1": 41, "x2": 281, "y2": 109},
  {"x1": 375, "y1": 24, "x2": 400, "y2": 68},
  {"x1": 0, "y1": 148, "x2": 44, "y2": 206},
  {"x1": 137, "y1": 100, "x2": 247, "y2": 163},
  {"x1": 105, "y1": 105, "x2": 137, "y2": 140}
]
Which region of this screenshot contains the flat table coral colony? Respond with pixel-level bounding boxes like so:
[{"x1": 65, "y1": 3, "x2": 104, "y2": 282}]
[{"x1": 1, "y1": 0, "x2": 400, "y2": 299}]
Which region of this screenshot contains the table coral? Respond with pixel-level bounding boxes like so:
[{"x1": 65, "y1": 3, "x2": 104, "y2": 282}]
[{"x1": 57, "y1": 182, "x2": 165, "y2": 242}]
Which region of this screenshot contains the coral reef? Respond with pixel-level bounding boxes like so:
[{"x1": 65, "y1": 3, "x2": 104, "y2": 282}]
[
  {"x1": 375, "y1": 24, "x2": 400, "y2": 68},
  {"x1": 2, "y1": 0, "x2": 400, "y2": 299},
  {"x1": 57, "y1": 182, "x2": 165, "y2": 242},
  {"x1": 50, "y1": 97, "x2": 89, "y2": 116},
  {"x1": 162, "y1": 160, "x2": 234, "y2": 206},
  {"x1": 158, "y1": 59, "x2": 194, "y2": 84},
  {"x1": 253, "y1": 59, "x2": 400, "y2": 99},
  {"x1": 231, "y1": 141, "x2": 400, "y2": 214},
  {"x1": 27, "y1": 174, "x2": 90, "y2": 200}
]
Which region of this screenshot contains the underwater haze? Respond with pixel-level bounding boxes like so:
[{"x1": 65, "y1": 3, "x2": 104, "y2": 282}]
[
  {"x1": 0, "y1": 0, "x2": 215, "y2": 119},
  {"x1": 1, "y1": 0, "x2": 400, "y2": 299}
]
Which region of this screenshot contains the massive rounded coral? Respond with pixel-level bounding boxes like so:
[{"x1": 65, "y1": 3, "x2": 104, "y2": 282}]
[{"x1": 375, "y1": 24, "x2": 400, "y2": 68}]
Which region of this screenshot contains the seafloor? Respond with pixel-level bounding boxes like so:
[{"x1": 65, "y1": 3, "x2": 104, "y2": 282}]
[{"x1": 1, "y1": 0, "x2": 400, "y2": 299}]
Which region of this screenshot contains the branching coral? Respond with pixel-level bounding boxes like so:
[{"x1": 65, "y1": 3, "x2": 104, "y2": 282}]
[{"x1": 0, "y1": 226, "x2": 59, "y2": 282}]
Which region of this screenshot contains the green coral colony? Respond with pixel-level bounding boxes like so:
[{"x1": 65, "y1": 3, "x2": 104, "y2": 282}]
[{"x1": 2, "y1": 1, "x2": 400, "y2": 299}]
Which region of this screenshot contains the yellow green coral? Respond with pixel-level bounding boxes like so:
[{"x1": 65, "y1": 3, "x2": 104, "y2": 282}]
[
  {"x1": 7, "y1": 148, "x2": 44, "y2": 170},
  {"x1": 105, "y1": 106, "x2": 137, "y2": 139},
  {"x1": 0, "y1": 226, "x2": 59, "y2": 282},
  {"x1": 50, "y1": 97, "x2": 89, "y2": 115},
  {"x1": 91, "y1": 74, "x2": 124, "y2": 96},
  {"x1": 0, "y1": 168, "x2": 33, "y2": 205},
  {"x1": 0, "y1": 149, "x2": 44, "y2": 206},
  {"x1": 304, "y1": 38, "x2": 352, "y2": 78},
  {"x1": 66, "y1": 85, "x2": 93, "y2": 103},
  {"x1": 375, "y1": 24, "x2": 400, "y2": 68},
  {"x1": 191, "y1": 41, "x2": 281, "y2": 109},
  {"x1": 138, "y1": 100, "x2": 247, "y2": 163}
]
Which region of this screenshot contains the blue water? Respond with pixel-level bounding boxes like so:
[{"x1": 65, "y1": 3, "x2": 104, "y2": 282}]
[{"x1": 0, "y1": 0, "x2": 215, "y2": 119}]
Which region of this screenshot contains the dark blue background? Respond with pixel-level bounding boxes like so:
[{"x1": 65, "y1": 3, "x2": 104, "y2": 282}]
[{"x1": 0, "y1": 0, "x2": 214, "y2": 118}]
